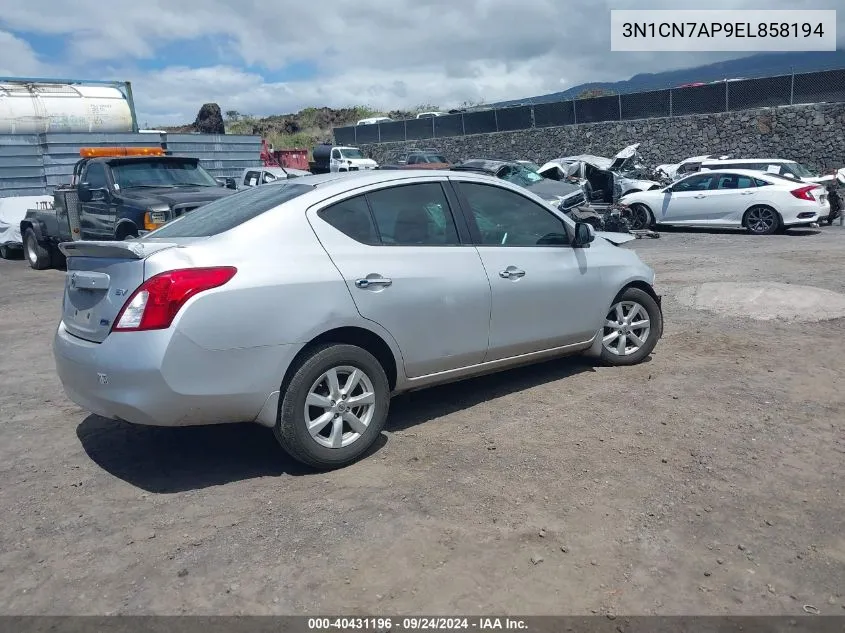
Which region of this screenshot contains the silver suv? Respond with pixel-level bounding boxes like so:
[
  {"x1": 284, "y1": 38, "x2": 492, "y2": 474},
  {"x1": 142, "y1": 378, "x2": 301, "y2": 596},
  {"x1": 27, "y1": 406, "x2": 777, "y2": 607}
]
[{"x1": 54, "y1": 170, "x2": 663, "y2": 469}]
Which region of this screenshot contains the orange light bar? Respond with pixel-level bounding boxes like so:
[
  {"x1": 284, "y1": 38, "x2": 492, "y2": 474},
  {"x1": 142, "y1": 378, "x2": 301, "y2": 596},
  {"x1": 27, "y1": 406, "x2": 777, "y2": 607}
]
[{"x1": 79, "y1": 147, "x2": 164, "y2": 158}]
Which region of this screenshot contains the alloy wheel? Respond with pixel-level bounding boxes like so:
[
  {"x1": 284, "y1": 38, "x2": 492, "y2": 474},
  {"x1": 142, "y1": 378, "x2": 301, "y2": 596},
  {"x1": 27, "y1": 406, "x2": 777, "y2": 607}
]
[
  {"x1": 746, "y1": 207, "x2": 777, "y2": 234},
  {"x1": 628, "y1": 205, "x2": 651, "y2": 231},
  {"x1": 602, "y1": 301, "x2": 651, "y2": 357},
  {"x1": 303, "y1": 365, "x2": 376, "y2": 449}
]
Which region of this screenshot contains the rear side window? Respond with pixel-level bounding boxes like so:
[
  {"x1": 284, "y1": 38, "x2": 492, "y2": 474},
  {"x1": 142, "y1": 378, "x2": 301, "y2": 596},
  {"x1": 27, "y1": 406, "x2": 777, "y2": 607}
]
[
  {"x1": 319, "y1": 195, "x2": 379, "y2": 244},
  {"x1": 147, "y1": 182, "x2": 314, "y2": 238},
  {"x1": 367, "y1": 183, "x2": 460, "y2": 246}
]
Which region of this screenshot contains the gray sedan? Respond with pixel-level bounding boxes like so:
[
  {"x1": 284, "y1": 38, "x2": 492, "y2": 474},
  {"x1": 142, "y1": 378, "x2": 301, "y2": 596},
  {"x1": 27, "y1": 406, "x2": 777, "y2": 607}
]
[{"x1": 53, "y1": 170, "x2": 663, "y2": 469}]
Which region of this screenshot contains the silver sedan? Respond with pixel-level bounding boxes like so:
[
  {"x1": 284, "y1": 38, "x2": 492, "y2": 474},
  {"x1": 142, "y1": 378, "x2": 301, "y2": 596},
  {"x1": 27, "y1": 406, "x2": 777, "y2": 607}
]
[{"x1": 54, "y1": 170, "x2": 664, "y2": 469}]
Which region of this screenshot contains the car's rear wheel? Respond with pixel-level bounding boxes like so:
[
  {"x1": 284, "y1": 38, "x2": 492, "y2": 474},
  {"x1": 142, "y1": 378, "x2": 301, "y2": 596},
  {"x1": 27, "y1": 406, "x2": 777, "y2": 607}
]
[
  {"x1": 599, "y1": 287, "x2": 663, "y2": 366},
  {"x1": 628, "y1": 203, "x2": 653, "y2": 231},
  {"x1": 274, "y1": 343, "x2": 390, "y2": 469},
  {"x1": 744, "y1": 206, "x2": 780, "y2": 235},
  {"x1": 24, "y1": 228, "x2": 51, "y2": 270}
]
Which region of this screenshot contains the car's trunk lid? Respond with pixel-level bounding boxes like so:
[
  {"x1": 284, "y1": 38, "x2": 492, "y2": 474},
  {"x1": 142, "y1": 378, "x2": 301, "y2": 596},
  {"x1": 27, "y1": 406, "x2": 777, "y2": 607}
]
[{"x1": 58, "y1": 240, "x2": 180, "y2": 343}]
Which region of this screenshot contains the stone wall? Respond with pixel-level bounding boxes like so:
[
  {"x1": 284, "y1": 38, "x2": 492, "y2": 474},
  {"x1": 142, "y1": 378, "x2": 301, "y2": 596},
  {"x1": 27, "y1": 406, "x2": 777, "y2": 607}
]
[{"x1": 357, "y1": 102, "x2": 845, "y2": 173}]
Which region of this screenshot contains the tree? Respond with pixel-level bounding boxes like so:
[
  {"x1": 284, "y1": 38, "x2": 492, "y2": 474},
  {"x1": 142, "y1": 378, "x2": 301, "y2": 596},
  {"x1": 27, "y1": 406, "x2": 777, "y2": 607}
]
[
  {"x1": 576, "y1": 88, "x2": 615, "y2": 99},
  {"x1": 225, "y1": 110, "x2": 241, "y2": 121}
]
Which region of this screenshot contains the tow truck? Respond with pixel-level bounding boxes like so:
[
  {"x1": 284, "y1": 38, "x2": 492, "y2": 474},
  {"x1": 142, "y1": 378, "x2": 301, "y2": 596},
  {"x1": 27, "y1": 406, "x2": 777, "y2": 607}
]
[{"x1": 19, "y1": 146, "x2": 237, "y2": 270}]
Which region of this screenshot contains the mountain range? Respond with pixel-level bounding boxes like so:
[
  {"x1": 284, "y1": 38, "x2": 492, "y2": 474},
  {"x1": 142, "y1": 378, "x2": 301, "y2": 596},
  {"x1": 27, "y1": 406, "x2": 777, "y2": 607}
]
[{"x1": 487, "y1": 50, "x2": 845, "y2": 107}]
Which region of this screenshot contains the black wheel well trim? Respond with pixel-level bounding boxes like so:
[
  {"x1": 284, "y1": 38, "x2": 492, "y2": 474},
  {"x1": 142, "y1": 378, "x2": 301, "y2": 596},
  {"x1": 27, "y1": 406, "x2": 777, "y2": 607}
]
[
  {"x1": 114, "y1": 219, "x2": 139, "y2": 238},
  {"x1": 742, "y1": 204, "x2": 781, "y2": 227},
  {"x1": 616, "y1": 280, "x2": 662, "y2": 309},
  {"x1": 280, "y1": 326, "x2": 400, "y2": 396}
]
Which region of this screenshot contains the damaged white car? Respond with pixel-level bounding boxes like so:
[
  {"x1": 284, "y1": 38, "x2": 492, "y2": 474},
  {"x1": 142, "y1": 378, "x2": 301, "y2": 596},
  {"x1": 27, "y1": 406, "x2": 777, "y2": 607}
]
[
  {"x1": 653, "y1": 155, "x2": 731, "y2": 181},
  {"x1": 538, "y1": 143, "x2": 662, "y2": 209},
  {"x1": 655, "y1": 156, "x2": 845, "y2": 187}
]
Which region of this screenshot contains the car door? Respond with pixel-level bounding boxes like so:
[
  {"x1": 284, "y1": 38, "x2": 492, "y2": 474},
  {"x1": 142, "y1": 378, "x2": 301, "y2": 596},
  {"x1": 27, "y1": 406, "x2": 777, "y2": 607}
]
[
  {"x1": 451, "y1": 178, "x2": 606, "y2": 361},
  {"x1": 307, "y1": 178, "x2": 492, "y2": 378},
  {"x1": 79, "y1": 162, "x2": 114, "y2": 239},
  {"x1": 657, "y1": 173, "x2": 719, "y2": 224},
  {"x1": 330, "y1": 148, "x2": 342, "y2": 172},
  {"x1": 706, "y1": 172, "x2": 759, "y2": 225}
]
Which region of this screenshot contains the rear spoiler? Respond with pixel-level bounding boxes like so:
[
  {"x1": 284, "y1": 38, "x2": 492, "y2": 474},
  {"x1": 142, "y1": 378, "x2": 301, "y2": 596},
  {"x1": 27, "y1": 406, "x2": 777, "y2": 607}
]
[{"x1": 58, "y1": 240, "x2": 180, "y2": 259}]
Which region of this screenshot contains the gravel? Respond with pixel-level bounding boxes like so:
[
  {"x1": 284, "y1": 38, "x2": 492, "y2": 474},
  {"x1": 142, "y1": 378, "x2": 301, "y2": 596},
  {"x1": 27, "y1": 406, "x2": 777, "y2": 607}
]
[{"x1": 0, "y1": 225, "x2": 843, "y2": 614}]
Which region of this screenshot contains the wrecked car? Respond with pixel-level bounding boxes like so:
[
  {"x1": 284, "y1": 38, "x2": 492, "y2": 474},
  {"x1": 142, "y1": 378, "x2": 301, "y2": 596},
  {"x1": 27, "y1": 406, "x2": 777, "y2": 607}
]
[
  {"x1": 653, "y1": 155, "x2": 729, "y2": 181},
  {"x1": 450, "y1": 159, "x2": 588, "y2": 211},
  {"x1": 537, "y1": 143, "x2": 662, "y2": 208}
]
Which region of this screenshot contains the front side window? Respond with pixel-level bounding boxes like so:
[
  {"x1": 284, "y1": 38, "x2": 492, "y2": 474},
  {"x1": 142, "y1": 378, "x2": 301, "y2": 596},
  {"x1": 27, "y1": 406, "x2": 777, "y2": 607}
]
[
  {"x1": 674, "y1": 174, "x2": 716, "y2": 192},
  {"x1": 331, "y1": 149, "x2": 341, "y2": 159},
  {"x1": 367, "y1": 183, "x2": 460, "y2": 246},
  {"x1": 84, "y1": 163, "x2": 108, "y2": 189},
  {"x1": 244, "y1": 171, "x2": 260, "y2": 186},
  {"x1": 459, "y1": 182, "x2": 568, "y2": 247}
]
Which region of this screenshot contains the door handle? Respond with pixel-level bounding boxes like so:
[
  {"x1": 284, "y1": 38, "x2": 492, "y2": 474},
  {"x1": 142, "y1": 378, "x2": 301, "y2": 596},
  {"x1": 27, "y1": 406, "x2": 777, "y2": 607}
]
[
  {"x1": 741, "y1": 191, "x2": 754, "y2": 195},
  {"x1": 499, "y1": 268, "x2": 526, "y2": 279},
  {"x1": 355, "y1": 277, "x2": 392, "y2": 288},
  {"x1": 693, "y1": 194, "x2": 706, "y2": 199}
]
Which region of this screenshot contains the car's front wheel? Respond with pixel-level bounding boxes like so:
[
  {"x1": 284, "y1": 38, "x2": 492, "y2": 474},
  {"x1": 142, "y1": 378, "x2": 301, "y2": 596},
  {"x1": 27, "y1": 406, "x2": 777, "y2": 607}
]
[
  {"x1": 599, "y1": 287, "x2": 663, "y2": 366},
  {"x1": 627, "y1": 203, "x2": 654, "y2": 231},
  {"x1": 274, "y1": 343, "x2": 390, "y2": 469}
]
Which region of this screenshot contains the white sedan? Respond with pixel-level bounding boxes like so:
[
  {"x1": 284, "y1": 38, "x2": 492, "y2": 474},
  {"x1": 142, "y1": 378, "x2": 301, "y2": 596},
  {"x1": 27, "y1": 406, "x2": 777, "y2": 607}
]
[{"x1": 620, "y1": 169, "x2": 829, "y2": 235}]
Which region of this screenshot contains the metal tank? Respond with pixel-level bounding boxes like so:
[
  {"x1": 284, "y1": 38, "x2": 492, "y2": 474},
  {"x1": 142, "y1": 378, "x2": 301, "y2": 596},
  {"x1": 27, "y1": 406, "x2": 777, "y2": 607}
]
[{"x1": 0, "y1": 79, "x2": 137, "y2": 134}]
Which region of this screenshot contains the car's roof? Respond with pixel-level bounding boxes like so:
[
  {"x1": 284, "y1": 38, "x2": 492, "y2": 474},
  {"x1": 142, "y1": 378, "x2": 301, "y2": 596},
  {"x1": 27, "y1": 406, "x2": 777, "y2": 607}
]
[
  {"x1": 289, "y1": 168, "x2": 495, "y2": 187},
  {"x1": 451, "y1": 159, "x2": 518, "y2": 172},
  {"x1": 99, "y1": 155, "x2": 199, "y2": 164},
  {"x1": 679, "y1": 168, "x2": 803, "y2": 181},
  {"x1": 701, "y1": 157, "x2": 796, "y2": 163}
]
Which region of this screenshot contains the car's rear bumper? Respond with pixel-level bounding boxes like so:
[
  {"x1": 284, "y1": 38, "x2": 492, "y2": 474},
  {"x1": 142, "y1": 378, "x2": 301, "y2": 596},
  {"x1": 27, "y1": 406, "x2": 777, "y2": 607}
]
[{"x1": 53, "y1": 322, "x2": 300, "y2": 427}]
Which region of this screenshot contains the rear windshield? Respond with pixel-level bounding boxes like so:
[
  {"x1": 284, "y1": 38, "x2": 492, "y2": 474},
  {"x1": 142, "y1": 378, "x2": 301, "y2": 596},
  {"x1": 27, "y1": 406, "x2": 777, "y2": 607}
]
[{"x1": 144, "y1": 182, "x2": 315, "y2": 238}]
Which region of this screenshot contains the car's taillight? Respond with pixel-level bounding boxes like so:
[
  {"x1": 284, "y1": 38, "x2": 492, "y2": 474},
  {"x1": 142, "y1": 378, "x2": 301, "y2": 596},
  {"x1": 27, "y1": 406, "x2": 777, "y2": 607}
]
[
  {"x1": 112, "y1": 267, "x2": 237, "y2": 332},
  {"x1": 790, "y1": 185, "x2": 819, "y2": 201}
]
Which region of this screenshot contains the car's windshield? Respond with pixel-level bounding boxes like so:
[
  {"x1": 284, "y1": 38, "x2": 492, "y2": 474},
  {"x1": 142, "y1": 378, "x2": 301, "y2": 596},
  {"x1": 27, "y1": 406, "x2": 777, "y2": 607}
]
[
  {"x1": 500, "y1": 165, "x2": 544, "y2": 187},
  {"x1": 144, "y1": 182, "x2": 315, "y2": 238},
  {"x1": 111, "y1": 160, "x2": 218, "y2": 189},
  {"x1": 340, "y1": 149, "x2": 364, "y2": 159},
  {"x1": 782, "y1": 162, "x2": 814, "y2": 178}
]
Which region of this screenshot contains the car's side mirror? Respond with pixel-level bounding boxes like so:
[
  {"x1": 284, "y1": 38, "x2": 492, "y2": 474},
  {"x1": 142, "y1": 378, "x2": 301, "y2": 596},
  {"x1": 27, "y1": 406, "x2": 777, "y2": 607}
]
[
  {"x1": 77, "y1": 182, "x2": 92, "y2": 202},
  {"x1": 572, "y1": 221, "x2": 594, "y2": 248},
  {"x1": 225, "y1": 177, "x2": 237, "y2": 189},
  {"x1": 78, "y1": 183, "x2": 107, "y2": 202}
]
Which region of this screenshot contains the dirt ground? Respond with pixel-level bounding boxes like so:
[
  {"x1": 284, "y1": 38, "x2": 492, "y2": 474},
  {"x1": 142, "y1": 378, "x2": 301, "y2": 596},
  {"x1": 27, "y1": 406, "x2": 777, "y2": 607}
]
[{"x1": 1, "y1": 226, "x2": 844, "y2": 616}]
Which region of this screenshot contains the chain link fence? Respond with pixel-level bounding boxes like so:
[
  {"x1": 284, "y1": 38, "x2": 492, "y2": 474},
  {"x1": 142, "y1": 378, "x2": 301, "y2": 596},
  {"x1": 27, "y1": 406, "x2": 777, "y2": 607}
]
[{"x1": 333, "y1": 68, "x2": 845, "y2": 146}]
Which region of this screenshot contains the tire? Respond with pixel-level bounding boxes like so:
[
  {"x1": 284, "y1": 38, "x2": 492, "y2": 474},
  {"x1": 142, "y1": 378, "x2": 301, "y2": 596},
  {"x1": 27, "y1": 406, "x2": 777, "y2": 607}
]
[
  {"x1": 115, "y1": 224, "x2": 139, "y2": 241},
  {"x1": 628, "y1": 203, "x2": 654, "y2": 231},
  {"x1": 599, "y1": 287, "x2": 663, "y2": 367},
  {"x1": 744, "y1": 206, "x2": 780, "y2": 235},
  {"x1": 274, "y1": 343, "x2": 390, "y2": 470},
  {"x1": 23, "y1": 228, "x2": 52, "y2": 270},
  {"x1": 0, "y1": 245, "x2": 8, "y2": 259}
]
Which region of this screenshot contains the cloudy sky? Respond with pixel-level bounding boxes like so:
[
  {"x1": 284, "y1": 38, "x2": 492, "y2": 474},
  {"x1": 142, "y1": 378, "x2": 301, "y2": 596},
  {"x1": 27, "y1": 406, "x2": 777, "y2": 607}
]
[{"x1": 0, "y1": 0, "x2": 842, "y2": 126}]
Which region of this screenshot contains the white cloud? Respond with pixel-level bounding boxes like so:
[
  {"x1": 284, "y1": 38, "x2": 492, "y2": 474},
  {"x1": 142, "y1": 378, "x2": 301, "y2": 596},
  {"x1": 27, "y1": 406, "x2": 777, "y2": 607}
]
[
  {"x1": 0, "y1": 30, "x2": 49, "y2": 76},
  {"x1": 1, "y1": 0, "x2": 843, "y2": 125}
]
